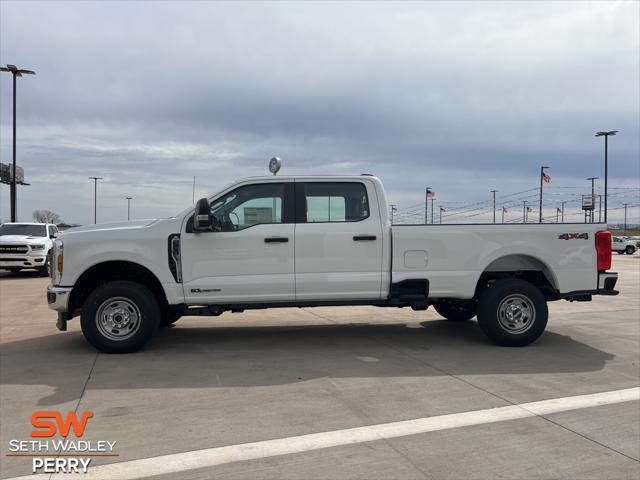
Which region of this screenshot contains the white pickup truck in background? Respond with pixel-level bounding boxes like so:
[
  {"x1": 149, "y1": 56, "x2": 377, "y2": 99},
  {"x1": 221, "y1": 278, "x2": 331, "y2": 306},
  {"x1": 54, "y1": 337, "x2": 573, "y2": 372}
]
[
  {"x1": 612, "y1": 236, "x2": 637, "y2": 255},
  {"x1": 0, "y1": 222, "x2": 59, "y2": 276},
  {"x1": 47, "y1": 175, "x2": 618, "y2": 353}
]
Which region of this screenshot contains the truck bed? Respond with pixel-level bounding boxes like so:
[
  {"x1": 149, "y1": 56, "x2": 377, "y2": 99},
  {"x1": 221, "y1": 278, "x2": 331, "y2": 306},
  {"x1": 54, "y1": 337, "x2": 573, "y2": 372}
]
[{"x1": 391, "y1": 224, "x2": 604, "y2": 299}]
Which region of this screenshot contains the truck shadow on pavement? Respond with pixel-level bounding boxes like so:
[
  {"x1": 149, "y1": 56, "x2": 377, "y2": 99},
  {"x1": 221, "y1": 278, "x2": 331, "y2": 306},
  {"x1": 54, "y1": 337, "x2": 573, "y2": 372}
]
[{"x1": 0, "y1": 319, "x2": 617, "y2": 406}]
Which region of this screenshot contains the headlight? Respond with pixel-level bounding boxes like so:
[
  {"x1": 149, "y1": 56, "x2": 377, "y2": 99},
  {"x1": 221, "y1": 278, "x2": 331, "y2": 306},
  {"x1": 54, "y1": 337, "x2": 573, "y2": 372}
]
[{"x1": 31, "y1": 244, "x2": 46, "y2": 251}]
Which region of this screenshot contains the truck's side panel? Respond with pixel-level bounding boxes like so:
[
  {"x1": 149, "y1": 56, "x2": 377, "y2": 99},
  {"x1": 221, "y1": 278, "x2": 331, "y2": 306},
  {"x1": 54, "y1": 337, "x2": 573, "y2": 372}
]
[
  {"x1": 391, "y1": 224, "x2": 602, "y2": 299},
  {"x1": 57, "y1": 219, "x2": 185, "y2": 305}
]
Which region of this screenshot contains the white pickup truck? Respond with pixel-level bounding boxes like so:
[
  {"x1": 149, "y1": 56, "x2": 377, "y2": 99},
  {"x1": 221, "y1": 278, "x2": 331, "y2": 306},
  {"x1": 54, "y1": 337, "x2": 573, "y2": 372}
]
[
  {"x1": 0, "y1": 222, "x2": 59, "y2": 276},
  {"x1": 47, "y1": 175, "x2": 618, "y2": 353}
]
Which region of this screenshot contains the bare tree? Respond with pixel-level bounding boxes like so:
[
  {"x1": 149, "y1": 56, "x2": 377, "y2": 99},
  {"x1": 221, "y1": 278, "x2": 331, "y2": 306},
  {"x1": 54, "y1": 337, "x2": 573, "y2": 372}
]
[{"x1": 32, "y1": 210, "x2": 62, "y2": 224}]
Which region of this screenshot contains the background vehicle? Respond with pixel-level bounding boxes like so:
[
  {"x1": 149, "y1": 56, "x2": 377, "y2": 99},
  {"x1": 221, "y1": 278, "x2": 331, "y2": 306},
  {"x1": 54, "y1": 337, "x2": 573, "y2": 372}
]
[
  {"x1": 0, "y1": 222, "x2": 58, "y2": 276},
  {"x1": 612, "y1": 236, "x2": 637, "y2": 255},
  {"x1": 47, "y1": 175, "x2": 618, "y2": 353}
]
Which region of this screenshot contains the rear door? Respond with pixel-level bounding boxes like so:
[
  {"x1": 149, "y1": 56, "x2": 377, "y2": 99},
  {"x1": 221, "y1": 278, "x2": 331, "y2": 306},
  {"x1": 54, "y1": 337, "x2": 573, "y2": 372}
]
[
  {"x1": 181, "y1": 182, "x2": 295, "y2": 304},
  {"x1": 294, "y1": 180, "x2": 383, "y2": 301}
]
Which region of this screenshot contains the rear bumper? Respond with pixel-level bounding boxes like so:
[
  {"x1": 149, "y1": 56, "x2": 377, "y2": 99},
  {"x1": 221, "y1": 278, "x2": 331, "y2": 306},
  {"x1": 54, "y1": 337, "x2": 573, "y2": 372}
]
[
  {"x1": 597, "y1": 271, "x2": 618, "y2": 295},
  {"x1": 560, "y1": 271, "x2": 618, "y2": 301}
]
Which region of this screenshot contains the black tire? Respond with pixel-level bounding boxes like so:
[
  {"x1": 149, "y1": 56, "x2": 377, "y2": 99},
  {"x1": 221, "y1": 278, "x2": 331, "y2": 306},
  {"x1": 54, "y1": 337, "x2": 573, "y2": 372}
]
[
  {"x1": 625, "y1": 246, "x2": 635, "y2": 255},
  {"x1": 477, "y1": 279, "x2": 548, "y2": 347},
  {"x1": 434, "y1": 300, "x2": 476, "y2": 322},
  {"x1": 80, "y1": 280, "x2": 160, "y2": 353},
  {"x1": 617, "y1": 251, "x2": 625, "y2": 255},
  {"x1": 160, "y1": 309, "x2": 182, "y2": 327},
  {"x1": 37, "y1": 255, "x2": 50, "y2": 277}
]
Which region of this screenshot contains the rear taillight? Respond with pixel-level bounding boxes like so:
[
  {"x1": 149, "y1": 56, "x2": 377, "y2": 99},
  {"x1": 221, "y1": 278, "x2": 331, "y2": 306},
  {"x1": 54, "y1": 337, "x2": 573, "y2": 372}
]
[{"x1": 595, "y1": 230, "x2": 612, "y2": 271}]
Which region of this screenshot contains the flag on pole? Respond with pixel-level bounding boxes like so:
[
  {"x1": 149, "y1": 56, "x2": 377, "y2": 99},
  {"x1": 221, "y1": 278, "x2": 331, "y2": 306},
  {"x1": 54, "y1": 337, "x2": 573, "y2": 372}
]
[
  {"x1": 391, "y1": 205, "x2": 398, "y2": 212},
  {"x1": 542, "y1": 172, "x2": 551, "y2": 183},
  {"x1": 557, "y1": 207, "x2": 562, "y2": 213},
  {"x1": 502, "y1": 207, "x2": 508, "y2": 213},
  {"x1": 426, "y1": 189, "x2": 436, "y2": 199},
  {"x1": 440, "y1": 206, "x2": 446, "y2": 212},
  {"x1": 527, "y1": 207, "x2": 533, "y2": 213}
]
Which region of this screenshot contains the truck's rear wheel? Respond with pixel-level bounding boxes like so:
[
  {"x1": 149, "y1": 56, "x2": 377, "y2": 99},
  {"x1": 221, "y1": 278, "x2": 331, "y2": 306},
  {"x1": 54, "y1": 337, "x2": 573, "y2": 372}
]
[
  {"x1": 625, "y1": 246, "x2": 635, "y2": 255},
  {"x1": 434, "y1": 300, "x2": 476, "y2": 321},
  {"x1": 477, "y1": 279, "x2": 547, "y2": 347},
  {"x1": 81, "y1": 280, "x2": 160, "y2": 353}
]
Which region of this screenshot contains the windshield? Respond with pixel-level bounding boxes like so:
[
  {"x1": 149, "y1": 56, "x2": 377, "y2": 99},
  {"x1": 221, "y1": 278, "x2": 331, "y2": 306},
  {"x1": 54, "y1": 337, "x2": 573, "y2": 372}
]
[{"x1": 0, "y1": 224, "x2": 47, "y2": 237}]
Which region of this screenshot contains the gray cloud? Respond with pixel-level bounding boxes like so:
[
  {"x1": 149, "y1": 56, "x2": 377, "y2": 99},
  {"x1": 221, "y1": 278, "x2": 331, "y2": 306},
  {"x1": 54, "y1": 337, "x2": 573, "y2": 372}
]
[{"x1": 1, "y1": 1, "x2": 638, "y2": 224}]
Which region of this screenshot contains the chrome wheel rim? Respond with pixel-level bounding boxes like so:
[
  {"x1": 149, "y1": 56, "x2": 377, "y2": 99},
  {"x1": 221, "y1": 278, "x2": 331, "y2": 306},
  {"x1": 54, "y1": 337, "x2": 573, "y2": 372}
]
[
  {"x1": 497, "y1": 294, "x2": 536, "y2": 334},
  {"x1": 96, "y1": 297, "x2": 141, "y2": 341}
]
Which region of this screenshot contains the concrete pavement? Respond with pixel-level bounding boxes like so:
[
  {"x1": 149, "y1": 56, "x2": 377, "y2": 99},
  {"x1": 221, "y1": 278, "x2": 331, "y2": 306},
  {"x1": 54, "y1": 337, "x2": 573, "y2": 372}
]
[{"x1": 1, "y1": 255, "x2": 638, "y2": 479}]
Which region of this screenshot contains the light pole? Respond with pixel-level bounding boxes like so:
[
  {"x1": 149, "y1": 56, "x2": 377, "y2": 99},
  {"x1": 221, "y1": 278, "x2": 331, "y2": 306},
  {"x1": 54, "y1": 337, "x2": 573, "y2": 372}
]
[
  {"x1": 126, "y1": 197, "x2": 133, "y2": 221},
  {"x1": 561, "y1": 201, "x2": 566, "y2": 223},
  {"x1": 595, "y1": 130, "x2": 618, "y2": 225},
  {"x1": 89, "y1": 177, "x2": 103, "y2": 224},
  {"x1": 623, "y1": 203, "x2": 628, "y2": 235},
  {"x1": 539, "y1": 166, "x2": 550, "y2": 223},
  {"x1": 501, "y1": 206, "x2": 506, "y2": 224},
  {"x1": 587, "y1": 177, "x2": 598, "y2": 223},
  {"x1": 491, "y1": 190, "x2": 498, "y2": 224},
  {"x1": 0, "y1": 64, "x2": 36, "y2": 222},
  {"x1": 523, "y1": 201, "x2": 528, "y2": 223}
]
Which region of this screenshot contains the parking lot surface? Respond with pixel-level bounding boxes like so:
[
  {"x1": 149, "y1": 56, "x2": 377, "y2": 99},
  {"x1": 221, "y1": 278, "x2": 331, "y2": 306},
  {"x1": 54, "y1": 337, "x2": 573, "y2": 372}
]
[{"x1": 1, "y1": 255, "x2": 639, "y2": 479}]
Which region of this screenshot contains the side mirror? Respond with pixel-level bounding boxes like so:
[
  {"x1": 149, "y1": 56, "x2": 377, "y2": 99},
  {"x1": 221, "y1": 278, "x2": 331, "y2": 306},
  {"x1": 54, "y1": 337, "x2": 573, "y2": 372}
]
[
  {"x1": 193, "y1": 198, "x2": 211, "y2": 232},
  {"x1": 50, "y1": 232, "x2": 59, "y2": 239}
]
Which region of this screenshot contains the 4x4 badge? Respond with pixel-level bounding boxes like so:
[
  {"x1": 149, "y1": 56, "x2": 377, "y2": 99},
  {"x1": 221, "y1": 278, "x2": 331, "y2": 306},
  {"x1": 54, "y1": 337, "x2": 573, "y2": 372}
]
[{"x1": 558, "y1": 233, "x2": 589, "y2": 240}]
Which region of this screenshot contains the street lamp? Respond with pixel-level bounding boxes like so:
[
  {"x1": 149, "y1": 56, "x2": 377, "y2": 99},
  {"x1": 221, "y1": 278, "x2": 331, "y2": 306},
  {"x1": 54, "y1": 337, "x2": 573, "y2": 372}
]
[
  {"x1": 595, "y1": 130, "x2": 618, "y2": 224},
  {"x1": 586, "y1": 177, "x2": 598, "y2": 223},
  {"x1": 89, "y1": 177, "x2": 103, "y2": 224},
  {"x1": 0, "y1": 64, "x2": 35, "y2": 222},
  {"x1": 490, "y1": 190, "x2": 498, "y2": 224},
  {"x1": 126, "y1": 197, "x2": 133, "y2": 221}
]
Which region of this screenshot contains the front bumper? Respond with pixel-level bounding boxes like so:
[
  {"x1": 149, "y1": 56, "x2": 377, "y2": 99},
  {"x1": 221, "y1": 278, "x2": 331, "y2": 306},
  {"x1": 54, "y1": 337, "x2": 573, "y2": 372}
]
[
  {"x1": 0, "y1": 255, "x2": 47, "y2": 268},
  {"x1": 47, "y1": 285, "x2": 73, "y2": 331},
  {"x1": 47, "y1": 285, "x2": 72, "y2": 312}
]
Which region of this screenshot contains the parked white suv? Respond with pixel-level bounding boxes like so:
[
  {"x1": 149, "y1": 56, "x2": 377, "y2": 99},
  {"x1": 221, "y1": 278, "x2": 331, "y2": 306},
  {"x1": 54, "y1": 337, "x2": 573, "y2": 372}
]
[
  {"x1": 0, "y1": 222, "x2": 59, "y2": 276},
  {"x1": 612, "y1": 236, "x2": 637, "y2": 255}
]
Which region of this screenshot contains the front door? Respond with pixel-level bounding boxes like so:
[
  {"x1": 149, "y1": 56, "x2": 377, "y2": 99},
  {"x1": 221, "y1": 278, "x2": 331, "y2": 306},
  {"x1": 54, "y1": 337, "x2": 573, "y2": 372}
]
[
  {"x1": 294, "y1": 180, "x2": 383, "y2": 301},
  {"x1": 181, "y1": 182, "x2": 295, "y2": 304}
]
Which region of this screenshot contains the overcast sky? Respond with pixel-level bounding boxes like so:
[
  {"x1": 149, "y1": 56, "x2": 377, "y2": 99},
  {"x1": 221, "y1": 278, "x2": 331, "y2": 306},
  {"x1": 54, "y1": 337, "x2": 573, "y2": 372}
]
[{"x1": 1, "y1": 1, "x2": 638, "y2": 225}]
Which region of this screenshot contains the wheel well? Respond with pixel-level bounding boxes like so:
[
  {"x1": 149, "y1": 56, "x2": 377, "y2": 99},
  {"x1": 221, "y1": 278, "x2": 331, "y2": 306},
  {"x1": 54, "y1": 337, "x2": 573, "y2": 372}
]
[
  {"x1": 476, "y1": 255, "x2": 558, "y2": 300},
  {"x1": 69, "y1": 261, "x2": 168, "y2": 317}
]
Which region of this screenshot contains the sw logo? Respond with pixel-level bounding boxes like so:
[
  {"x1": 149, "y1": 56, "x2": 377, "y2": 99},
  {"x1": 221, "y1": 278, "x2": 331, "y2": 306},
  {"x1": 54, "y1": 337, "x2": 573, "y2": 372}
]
[
  {"x1": 558, "y1": 233, "x2": 589, "y2": 240},
  {"x1": 31, "y1": 410, "x2": 93, "y2": 437}
]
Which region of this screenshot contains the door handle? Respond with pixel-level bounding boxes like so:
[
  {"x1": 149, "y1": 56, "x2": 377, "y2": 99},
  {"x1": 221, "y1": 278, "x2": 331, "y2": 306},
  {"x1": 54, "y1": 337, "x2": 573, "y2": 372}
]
[
  {"x1": 264, "y1": 237, "x2": 289, "y2": 243},
  {"x1": 353, "y1": 235, "x2": 377, "y2": 241}
]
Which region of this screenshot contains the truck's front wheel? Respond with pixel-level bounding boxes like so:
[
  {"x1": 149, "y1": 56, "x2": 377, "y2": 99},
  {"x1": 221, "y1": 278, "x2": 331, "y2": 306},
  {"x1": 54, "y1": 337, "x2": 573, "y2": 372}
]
[
  {"x1": 81, "y1": 280, "x2": 160, "y2": 353},
  {"x1": 477, "y1": 279, "x2": 547, "y2": 347}
]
